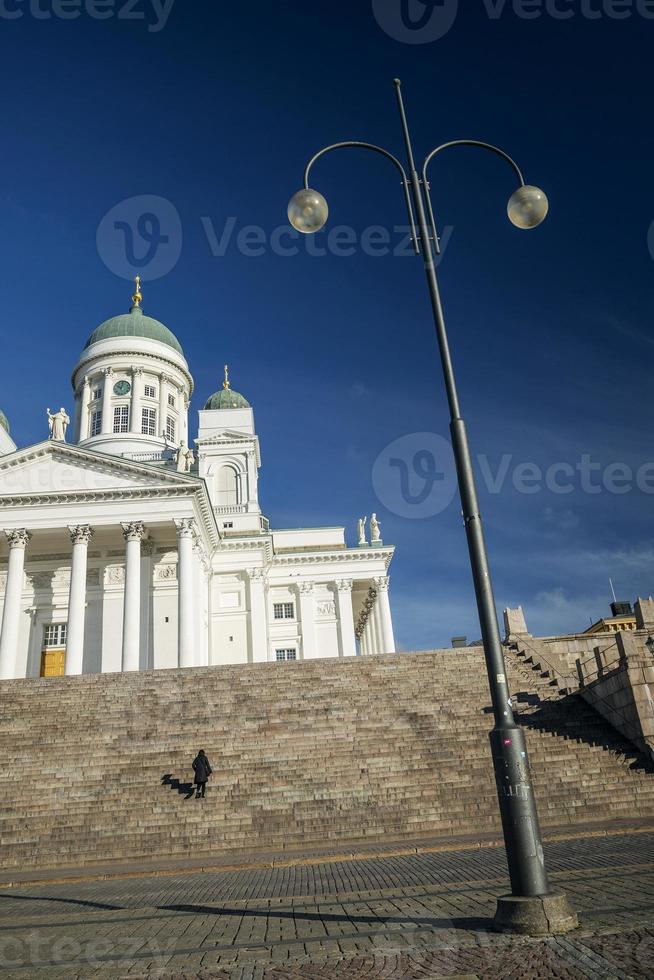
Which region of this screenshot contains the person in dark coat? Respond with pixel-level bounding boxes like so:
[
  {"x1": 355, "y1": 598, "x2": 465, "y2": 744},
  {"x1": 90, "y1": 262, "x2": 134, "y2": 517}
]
[{"x1": 192, "y1": 749, "x2": 212, "y2": 799}]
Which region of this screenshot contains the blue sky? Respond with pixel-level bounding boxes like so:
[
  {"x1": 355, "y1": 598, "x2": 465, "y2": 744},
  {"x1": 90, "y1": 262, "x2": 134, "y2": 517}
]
[{"x1": 1, "y1": 1, "x2": 653, "y2": 648}]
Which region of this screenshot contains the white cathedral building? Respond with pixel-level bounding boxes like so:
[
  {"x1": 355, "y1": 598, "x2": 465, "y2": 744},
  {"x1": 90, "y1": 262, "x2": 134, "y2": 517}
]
[{"x1": 0, "y1": 283, "x2": 396, "y2": 680}]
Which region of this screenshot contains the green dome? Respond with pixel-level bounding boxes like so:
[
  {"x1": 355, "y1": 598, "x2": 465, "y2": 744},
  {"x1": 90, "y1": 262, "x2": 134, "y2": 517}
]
[
  {"x1": 84, "y1": 306, "x2": 183, "y2": 355},
  {"x1": 0, "y1": 409, "x2": 9, "y2": 435},
  {"x1": 204, "y1": 386, "x2": 250, "y2": 410}
]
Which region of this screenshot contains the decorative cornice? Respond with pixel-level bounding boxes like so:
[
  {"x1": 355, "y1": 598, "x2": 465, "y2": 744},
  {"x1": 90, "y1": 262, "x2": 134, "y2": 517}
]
[
  {"x1": 273, "y1": 548, "x2": 394, "y2": 568},
  {"x1": 72, "y1": 347, "x2": 194, "y2": 397},
  {"x1": 0, "y1": 442, "x2": 220, "y2": 550}
]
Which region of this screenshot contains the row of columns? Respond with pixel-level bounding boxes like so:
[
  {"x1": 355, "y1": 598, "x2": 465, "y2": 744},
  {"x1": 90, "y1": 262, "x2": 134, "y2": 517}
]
[
  {"x1": 0, "y1": 519, "x2": 200, "y2": 680},
  {"x1": 357, "y1": 577, "x2": 395, "y2": 656}
]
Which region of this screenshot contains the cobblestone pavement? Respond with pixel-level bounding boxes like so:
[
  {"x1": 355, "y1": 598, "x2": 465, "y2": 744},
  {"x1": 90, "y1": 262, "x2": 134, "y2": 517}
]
[{"x1": 0, "y1": 833, "x2": 653, "y2": 978}]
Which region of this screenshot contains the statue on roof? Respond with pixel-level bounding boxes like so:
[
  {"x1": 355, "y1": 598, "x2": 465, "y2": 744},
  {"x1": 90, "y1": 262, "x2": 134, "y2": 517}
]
[
  {"x1": 175, "y1": 439, "x2": 195, "y2": 473},
  {"x1": 47, "y1": 407, "x2": 70, "y2": 442}
]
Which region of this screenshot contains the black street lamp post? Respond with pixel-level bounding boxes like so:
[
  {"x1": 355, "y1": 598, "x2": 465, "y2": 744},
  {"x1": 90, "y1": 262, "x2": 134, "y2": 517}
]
[{"x1": 288, "y1": 79, "x2": 577, "y2": 935}]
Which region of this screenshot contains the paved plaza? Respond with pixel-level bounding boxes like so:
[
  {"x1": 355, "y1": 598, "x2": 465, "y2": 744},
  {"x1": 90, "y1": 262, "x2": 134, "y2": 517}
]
[{"x1": 0, "y1": 832, "x2": 653, "y2": 978}]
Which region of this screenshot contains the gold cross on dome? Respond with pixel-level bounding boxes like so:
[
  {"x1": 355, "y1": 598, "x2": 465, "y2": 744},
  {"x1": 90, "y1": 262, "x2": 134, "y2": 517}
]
[
  {"x1": 132, "y1": 276, "x2": 143, "y2": 308},
  {"x1": 223, "y1": 364, "x2": 231, "y2": 390}
]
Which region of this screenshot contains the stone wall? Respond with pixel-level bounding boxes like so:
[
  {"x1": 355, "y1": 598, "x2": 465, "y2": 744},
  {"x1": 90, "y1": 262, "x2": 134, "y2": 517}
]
[{"x1": 578, "y1": 631, "x2": 654, "y2": 763}]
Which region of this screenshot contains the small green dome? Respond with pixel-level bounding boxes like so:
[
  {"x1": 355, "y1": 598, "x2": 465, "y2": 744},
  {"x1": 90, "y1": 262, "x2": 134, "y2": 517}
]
[
  {"x1": 204, "y1": 386, "x2": 251, "y2": 410},
  {"x1": 84, "y1": 306, "x2": 183, "y2": 355},
  {"x1": 0, "y1": 409, "x2": 9, "y2": 435}
]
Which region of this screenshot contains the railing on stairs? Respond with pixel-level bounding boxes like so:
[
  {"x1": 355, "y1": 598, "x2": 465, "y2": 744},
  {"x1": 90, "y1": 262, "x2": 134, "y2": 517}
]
[{"x1": 506, "y1": 634, "x2": 578, "y2": 696}]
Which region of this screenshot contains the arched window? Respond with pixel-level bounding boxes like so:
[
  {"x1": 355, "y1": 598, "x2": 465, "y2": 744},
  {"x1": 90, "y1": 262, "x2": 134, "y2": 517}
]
[{"x1": 217, "y1": 465, "x2": 240, "y2": 506}]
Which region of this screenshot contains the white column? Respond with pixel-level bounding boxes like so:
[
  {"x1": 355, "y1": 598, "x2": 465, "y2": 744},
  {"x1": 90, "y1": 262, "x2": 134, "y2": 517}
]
[
  {"x1": 130, "y1": 368, "x2": 142, "y2": 434},
  {"x1": 176, "y1": 518, "x2": 195, "y2": 667},
  {"x1": 159, "y1": 374, "x2": 168, "y2": 439},
  {"x1": 359, "y1": 627, "x2": 367, "y2": 656},
  {"x1": 100, "y1": 368, "x2": 113, "y2": 435},
  {"x1": 335, "y1": 579, "x2": 356, "y2": 658},
  {"x1": 182, "y1": 394, "x2": 189, "y2": 445},
  {"x1": 0, "y1": 529, "x2": 30, "y2": 680},
  {"x1": 75, "y1": 376, "x2": 90, "y2": 442},
  {"x1": 193, "y1": 542, "x2": 210, "y2": 667},
  {"x1": 246, "y1": 450, "x2": 258, "y2": 508},
  {"x1": 374, "y1": 575, "x2": 396, "y2": 654},
  {"x1": 364, "y1": 616, "x2": 374, "y2": 656},
  {"x1": 141, "y1": 540, "x2": 154, "y2": 670},
  {"x1": 248, "y1": 569, "x2": 269, "y2": 662},
  {"x1": 65, "y1": 525, "x2": 93, "y2": 676},
  {"x1": 367, "y1": 596, "x2": 379, "y2": 655},
  {"x1": 373, "y1": 598, "x2": 386, "y2": 653},
  {"x1": 121, "y1": 522, "x2": 146, "y2": 671},
  {"x1": 299, "y1": 582, "x2": 317, "y2": 659},
  {"x1": 366, "y1": 609, "x2": 377, "y2": 656}
]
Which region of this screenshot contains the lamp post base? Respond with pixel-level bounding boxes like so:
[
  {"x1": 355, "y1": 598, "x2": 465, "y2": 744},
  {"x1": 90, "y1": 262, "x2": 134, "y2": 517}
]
[{"x1": 493, "y1": 894, "x2": 579, "y2": 936}]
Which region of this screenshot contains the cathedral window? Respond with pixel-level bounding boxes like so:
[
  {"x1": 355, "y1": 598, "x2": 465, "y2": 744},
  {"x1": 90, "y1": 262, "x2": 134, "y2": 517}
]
[
  {"x1": 166, "y1": 415, "x2": 176, "y2": 441},
  {"x1": 144, "y1": 384, "x2": 156, "y2": 399},
  {"x1": 273, "y1": 602, "x2": 295, "y2": 620},
  {"x1": 217, "y1": 465, "x2": 240, "y2": 506},
  {"x1": 44, "y1": 623, "x2": 67, "y2": 648},
  {"x1": 275, "y1": 648, "x2": 297, "y2": 661},
  {"x1": 92, "y1": 387, "x2": 102, "y2": 401},
  {"x1": 113, "y1": 406, "x2": 129, "y2": 433},
  {"x1": 141, "y1": 408, "x2": 157, "y2": 436},
  {"x1": 90, "y1": 410, "x2": 102, "y2": 437},
  {"x1": 168, "y1": 393, "x2": 176, "y2": 408}
]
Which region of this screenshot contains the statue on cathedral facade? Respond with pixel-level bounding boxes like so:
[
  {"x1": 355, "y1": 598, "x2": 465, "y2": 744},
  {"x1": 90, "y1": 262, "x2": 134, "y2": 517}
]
[
  {"x1": 358, "y1": 516, "x2": 367, "y2": 546},
  {"x1": 47, "y1": 407, "x2": 70, "y2": 442},
  {"x1": 175, "y1": 439, "x2": 195, "y2": 473},
  {"x1": 370, "y1": 513, "x2": 382, "y2": 544}
]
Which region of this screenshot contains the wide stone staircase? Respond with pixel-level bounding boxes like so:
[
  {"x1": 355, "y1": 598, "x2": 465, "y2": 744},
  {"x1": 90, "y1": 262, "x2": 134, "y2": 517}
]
[{"x1": 1, "y1": 648, "x2": 654, "y2": 874}]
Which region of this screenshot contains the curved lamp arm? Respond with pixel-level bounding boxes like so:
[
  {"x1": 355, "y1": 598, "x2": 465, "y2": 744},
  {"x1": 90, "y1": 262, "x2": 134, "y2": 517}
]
[
  {"x1": 422, "y1": 140, "x2": 526, "y2": 255},
  {"x1": 304, "y1": 141, "x2": 420, "y2": 255}
]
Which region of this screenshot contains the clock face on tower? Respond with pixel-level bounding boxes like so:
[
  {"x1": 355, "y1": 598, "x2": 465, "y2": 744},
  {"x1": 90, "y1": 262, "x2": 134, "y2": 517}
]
[{"x1": 113, "y1": 380, "x2": 131, "y2": 396}]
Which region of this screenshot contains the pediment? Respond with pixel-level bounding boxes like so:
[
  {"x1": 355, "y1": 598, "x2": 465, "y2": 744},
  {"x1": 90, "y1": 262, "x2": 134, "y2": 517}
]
[
  {"x1": 0, "y1": 442, "x2": 197, "y2": 498},
  {"x1": 196, "y1": 430, "x2": 254, "y2": 446}
]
